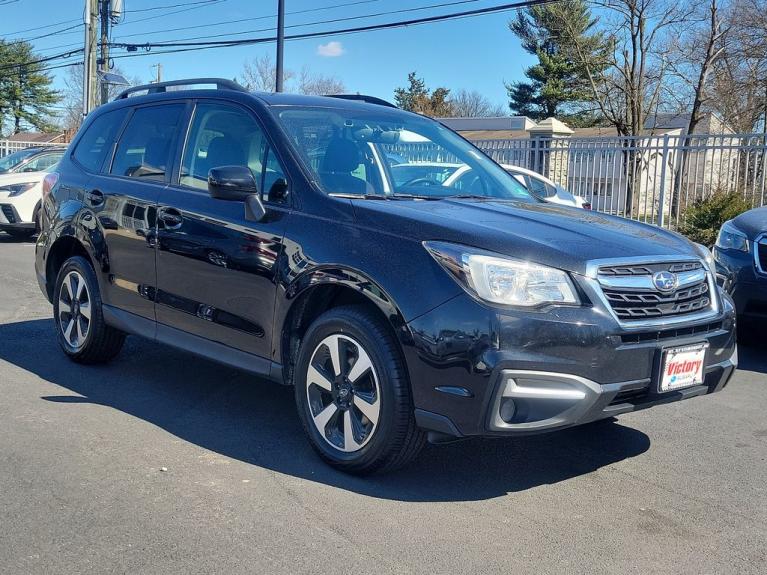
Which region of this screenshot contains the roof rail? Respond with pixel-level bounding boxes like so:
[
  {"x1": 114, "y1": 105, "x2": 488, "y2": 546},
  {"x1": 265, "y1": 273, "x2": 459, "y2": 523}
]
[
  {"x1": 116, "y1": 78, "x2": 248, "y2": 100},
  {"x1": 324, "y1": 94, "x2": 398, "y2": 108}
]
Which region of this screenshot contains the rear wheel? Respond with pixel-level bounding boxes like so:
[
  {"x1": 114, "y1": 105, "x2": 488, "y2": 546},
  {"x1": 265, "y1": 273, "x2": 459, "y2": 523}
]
[
  {"x1": 53, "y1": 256, "x2": 125, "y2": 364},
  {"x1": 294, "y1": 306, "x2": 426, "y2": 474}
]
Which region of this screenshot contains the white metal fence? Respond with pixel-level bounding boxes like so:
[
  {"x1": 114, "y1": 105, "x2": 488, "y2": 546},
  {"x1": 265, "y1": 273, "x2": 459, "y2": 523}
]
[
  {"x1": 474, "y1": 133, "x2": 767, "y2": 229},
  {"x1": 0, "y1": 139, "x2": 68, "y2": 158},
  {"x1": 388, "y1": 133, "x2": 767, "y2": 229}
]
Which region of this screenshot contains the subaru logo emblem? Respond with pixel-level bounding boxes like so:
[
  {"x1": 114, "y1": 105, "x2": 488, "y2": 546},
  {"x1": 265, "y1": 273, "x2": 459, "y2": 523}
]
[{"x1": 653, "y1": 271, "x2": 678, "y2": 293}]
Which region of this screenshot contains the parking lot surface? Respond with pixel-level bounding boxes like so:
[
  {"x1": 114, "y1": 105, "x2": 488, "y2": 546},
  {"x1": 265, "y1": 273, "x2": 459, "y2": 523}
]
[{"x1": 0, "y1": 234, "x2": 765, "y2": 575}]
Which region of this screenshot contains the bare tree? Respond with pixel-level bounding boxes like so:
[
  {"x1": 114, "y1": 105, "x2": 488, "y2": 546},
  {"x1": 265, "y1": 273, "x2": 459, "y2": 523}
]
[
  {"x1": 241, "y1": 54, "x2": 295, "y2": 92},
  {"x1": 672, "y1": 0, "x2": 728, "y2": 136},
  {"x1": 240, "y1": 54, "x2": 345, "y2": 95},
  {"x1": 708, "y1": 0, "x2": 767, "y2": 132},
  {"x1": 296, "y1": 67, "x2": 346, "y2": 95},
  {"x1": 659, "y1": 1, "x2": 730, "y2": 217},
  {"x1": 449, "y1": 90, "x2": 506, "y2": 117},
  {"x1": 59, "y1": 64, "x2": 139, "y2": 131},
  {"x1": 564, "y1": 0, "x2": 695, "y2": 214}
]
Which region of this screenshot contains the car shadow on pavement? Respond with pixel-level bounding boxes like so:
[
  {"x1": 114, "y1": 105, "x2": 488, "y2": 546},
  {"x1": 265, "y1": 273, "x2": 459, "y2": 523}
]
[
  {"x1": 0, "y1": 318, "x2": 651, "y2": 502},
  {"x1": 738, "y1": 344, "x2": 767, "y2": 374}
]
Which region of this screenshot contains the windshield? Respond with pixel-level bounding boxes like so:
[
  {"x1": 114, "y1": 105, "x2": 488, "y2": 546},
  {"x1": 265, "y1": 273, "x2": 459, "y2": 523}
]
[
  {"x1": 276, "y1": 107, "x2": 533, "y2": 201},
  {"x1": 0, "y1": 148, "x2": 39, "y2": 174}
]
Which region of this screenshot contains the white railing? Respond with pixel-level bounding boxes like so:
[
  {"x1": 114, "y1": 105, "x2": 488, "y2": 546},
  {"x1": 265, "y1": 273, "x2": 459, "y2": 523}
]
[
  {"x1": 387, "y1": 133, "x2": 767, "y2": 229},
  {"x1": 473, "y1": 133, "x2": 767, "y2": 229},
  {"x1": 0, "y1": 139, "x2": 69, "y2": 158}
]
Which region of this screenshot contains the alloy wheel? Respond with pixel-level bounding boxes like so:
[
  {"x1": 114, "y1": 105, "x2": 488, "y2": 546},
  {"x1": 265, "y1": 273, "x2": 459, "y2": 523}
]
[
  {"x1": 306, "y1": 334, "x2": 381, "y2": 453},
  {"x1": 58, "y1": 270, "x2": 91, "y2": 350}
]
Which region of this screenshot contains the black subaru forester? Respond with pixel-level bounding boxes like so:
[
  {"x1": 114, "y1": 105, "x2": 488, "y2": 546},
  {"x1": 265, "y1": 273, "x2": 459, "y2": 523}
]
[{"x1": 35, "y1": 79, "x2": 737, "y2": 474}]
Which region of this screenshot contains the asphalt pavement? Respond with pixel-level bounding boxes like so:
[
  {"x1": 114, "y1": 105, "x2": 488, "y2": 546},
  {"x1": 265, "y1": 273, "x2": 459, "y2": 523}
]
[{"x1": 0, "y1": 233, "x2": 765, "y2": 574}]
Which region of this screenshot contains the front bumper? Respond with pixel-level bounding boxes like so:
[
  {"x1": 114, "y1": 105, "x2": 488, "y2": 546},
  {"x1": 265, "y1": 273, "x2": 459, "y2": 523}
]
[
  {"x1": 485, "y1": 349, "x2": 736, "y2": 434},
  {"x1": 0, "y1": 199, "x2": 35, "y2": 228},
  {"x1": 405, "y1": 287, "x2": 737, "y2": 439}
]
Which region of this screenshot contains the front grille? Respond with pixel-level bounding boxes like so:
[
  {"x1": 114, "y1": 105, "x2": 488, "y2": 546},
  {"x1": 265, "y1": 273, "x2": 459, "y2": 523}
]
[
  {"x1": 598, "y1": 261, "x2": 713, "y2": 321},
  {"x1": 1, "y1": 204, "x2": 16, "y2": 223},
  {"x1": 757, "y1": 240, "x2": 767, "y2": 274}
]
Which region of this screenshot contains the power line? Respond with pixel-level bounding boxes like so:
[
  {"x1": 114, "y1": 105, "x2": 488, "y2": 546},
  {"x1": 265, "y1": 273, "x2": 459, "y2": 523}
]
[
  {"x1": 112, "y1": 0, "x2": 554, "y2": 52},
  {"x1": 0, "y1": 17, "x2": 80, "y2": 37},
  {"x1": 113, "y1": 0, "x2": 385, "y2": 40},
  {"x1": 124, "y1": 0, "x2": 225, "y2": 13},
  {"x1": 2, "y1": 23, "x2": 83, "y2": 46},
  {"x1": 116, "y1": 0, "x2": 230, "y2": 28},
  {"x1": 0, "y1": 0, "x2": 222, "y2": 38},
  {"x1": 0, "y1": 48, "x2": 84, "y2": 73},
  {"x1": 114, "y1": 0, "x2": 483, "y2": 46}
]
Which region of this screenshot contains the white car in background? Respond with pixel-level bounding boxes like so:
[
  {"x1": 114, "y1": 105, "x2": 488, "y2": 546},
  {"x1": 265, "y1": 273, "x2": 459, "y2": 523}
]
[
  {"x1": 502, "y1": 164, "x2": 591, "y2": 209},
  {"x1": 0, "y1": 164, "x2": 57, "y2": 239},
  {"x1": 389, "y1": 161, "x2": 590, "y2": 208}
]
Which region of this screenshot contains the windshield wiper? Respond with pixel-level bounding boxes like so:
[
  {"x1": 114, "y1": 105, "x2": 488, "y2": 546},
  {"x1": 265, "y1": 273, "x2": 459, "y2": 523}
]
[
  {"x1": 329, "y1": 193, "x2": 441, "y2": 201},
  {"x1": 442, "y1": 194, "x2": 492, "y2": 200},
  {"x1": 329, "y1": 193, "x2": 388, "y2": 200}
]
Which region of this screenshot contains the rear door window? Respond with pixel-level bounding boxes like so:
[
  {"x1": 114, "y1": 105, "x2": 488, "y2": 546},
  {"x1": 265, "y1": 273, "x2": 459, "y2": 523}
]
[
  {"x1": 111, "y1": 104, "x2": 185, "y2": 182},
  {"x1": 72, "y1": 108, "x2": 128, "y2": 173}
]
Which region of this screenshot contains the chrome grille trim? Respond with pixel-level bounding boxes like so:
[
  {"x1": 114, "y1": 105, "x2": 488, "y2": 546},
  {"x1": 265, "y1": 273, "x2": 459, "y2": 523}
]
[
  {"x1": 584, "y1": 255, "x2": 720, "y2": 329},
  {"x1": 598, "y1": 268, "x2": 706, "y2": 290}
]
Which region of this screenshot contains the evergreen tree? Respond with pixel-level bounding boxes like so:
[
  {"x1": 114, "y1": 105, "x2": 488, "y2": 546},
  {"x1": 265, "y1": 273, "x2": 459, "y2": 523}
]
[
  {"x1": 0, "y1": 40, "x2": 60, "y2": 135},
  {"x1": 394, "y1": 72, "x2": 454, "y2": 117},
  {"x1": 506, "y1": 0, "x2": 605, "y2": 125}
]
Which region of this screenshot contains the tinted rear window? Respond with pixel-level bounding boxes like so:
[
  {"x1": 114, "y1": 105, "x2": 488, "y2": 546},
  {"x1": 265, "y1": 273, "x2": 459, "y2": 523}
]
[
  {"x1": 111, "y1": 104, "x2": 184, "y2": 181},
  {"x1": 72, "y1": 108, "x2": 128, "y2": 173}
]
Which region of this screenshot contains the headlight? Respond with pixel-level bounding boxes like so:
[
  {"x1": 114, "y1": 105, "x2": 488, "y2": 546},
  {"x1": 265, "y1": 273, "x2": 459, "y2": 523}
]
[
  {"x1": 424, "y1": 241, "x2": 579, "y2": 307},
  {"x1": 1, "y1": 182, "x2": 37, "y2": 197},
  {"x1": 715, "y1": 220, "x2": 749, "y2": 252}
]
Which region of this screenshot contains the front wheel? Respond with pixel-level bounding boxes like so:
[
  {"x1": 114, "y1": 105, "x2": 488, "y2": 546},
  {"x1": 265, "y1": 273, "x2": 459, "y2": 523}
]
[
  {"x1": 294, "y1": 306, "x2": 426, "y2": 474},
  {"x1": 53, "y1": 256, "x2": 125, "y2": 364}
]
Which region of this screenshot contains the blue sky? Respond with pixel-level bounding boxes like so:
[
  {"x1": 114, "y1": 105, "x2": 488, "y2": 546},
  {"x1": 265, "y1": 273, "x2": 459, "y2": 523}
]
[{"x1": 0, "y1": 0, "x2": 535, "y2": 110}]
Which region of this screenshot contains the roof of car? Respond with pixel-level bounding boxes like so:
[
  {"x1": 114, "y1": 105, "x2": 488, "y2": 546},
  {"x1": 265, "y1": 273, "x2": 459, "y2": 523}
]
[
  {"x1": 250, "y1": 91, "x2": 401, "y2": 111},
  {"x1": 113, "y1": 78, "x2": 403, "y2": 113}
]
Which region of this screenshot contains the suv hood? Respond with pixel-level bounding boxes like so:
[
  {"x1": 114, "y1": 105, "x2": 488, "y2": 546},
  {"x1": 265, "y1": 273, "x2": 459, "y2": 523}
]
[
  {"x1": 731, "y1": 206, "x2": 767, "y2": 239},
  {"x1": 351, "y1": 198, "x2": 699, "y2": 275}
]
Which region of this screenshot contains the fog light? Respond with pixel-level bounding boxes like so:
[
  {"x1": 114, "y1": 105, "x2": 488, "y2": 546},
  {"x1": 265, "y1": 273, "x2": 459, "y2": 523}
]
[{"x1": 499, "y1": 398, "x2": 516, "y2": 423}]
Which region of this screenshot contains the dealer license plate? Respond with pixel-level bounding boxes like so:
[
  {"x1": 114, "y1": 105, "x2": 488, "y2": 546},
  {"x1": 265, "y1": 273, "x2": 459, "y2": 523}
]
[{"x1": 660, "y1": 344, "x2": 708, "y2": 392}]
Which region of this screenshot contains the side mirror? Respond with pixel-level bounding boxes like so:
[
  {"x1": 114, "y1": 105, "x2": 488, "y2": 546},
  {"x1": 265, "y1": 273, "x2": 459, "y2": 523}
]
[{"x1": 208, "y1": 165, "x2": 265, "y2": 221}]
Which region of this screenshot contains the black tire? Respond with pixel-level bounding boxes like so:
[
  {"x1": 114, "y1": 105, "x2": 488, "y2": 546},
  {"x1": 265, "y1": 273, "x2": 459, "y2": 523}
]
[
  {"x1": 53, "y1": 255, "x2": 125, "y2": 364},
  {"x1": 294, "y1": 306, "x2": 426, "y2": 475},
  {"x1": 33, "y1": 203, "x2": 42, "y2": 235}
]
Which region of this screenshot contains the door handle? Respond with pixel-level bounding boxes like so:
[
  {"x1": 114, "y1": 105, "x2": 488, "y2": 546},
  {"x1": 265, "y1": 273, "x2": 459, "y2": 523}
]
[
  {"x1": 159, "y1": 208, "x2": 183, "y2": 230},
  {"x1": 86, "y1": 189, "x2": 104, "y2": 206}
]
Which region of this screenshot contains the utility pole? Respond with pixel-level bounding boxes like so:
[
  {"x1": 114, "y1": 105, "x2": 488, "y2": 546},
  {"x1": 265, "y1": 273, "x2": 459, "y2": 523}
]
[
  {"x1": 152, "y1": 63, "x2": 163, "y2": 84},
  {"x1": 275, "y1": 0, "x2": 285, "y2": 92},
  {"x1": 83, "y1": 0, "x2": 99, "y2": 117},
  {"x1": 98, "y1": 0, "x2": 111, "y2": 105}
]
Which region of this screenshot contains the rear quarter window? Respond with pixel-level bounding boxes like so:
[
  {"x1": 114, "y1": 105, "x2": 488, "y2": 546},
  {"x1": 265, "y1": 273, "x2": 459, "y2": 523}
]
[{"x1": 72, "y1": 108, "x2": 129, "y2": 173}]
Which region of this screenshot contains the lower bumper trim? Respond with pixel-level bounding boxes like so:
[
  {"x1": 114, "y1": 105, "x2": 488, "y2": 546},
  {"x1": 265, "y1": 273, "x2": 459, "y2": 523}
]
[{"x1": 486, "y1": 351, "x2": 737, "y2": 435}]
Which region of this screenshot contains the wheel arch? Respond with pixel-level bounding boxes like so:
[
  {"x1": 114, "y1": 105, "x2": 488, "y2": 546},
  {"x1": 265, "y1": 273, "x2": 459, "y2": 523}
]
[
  {"x1": 44, "y1": 234, "x2": 96, "y2": 301},
  {"x1": 277, "y1": 267, "x2": 413, "y2": 387}
]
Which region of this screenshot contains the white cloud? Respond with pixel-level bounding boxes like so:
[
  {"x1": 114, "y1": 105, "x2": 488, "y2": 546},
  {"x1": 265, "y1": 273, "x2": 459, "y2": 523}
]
[{"x1": 317, "y1": 41, "x2": 345, "y2": 57}]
